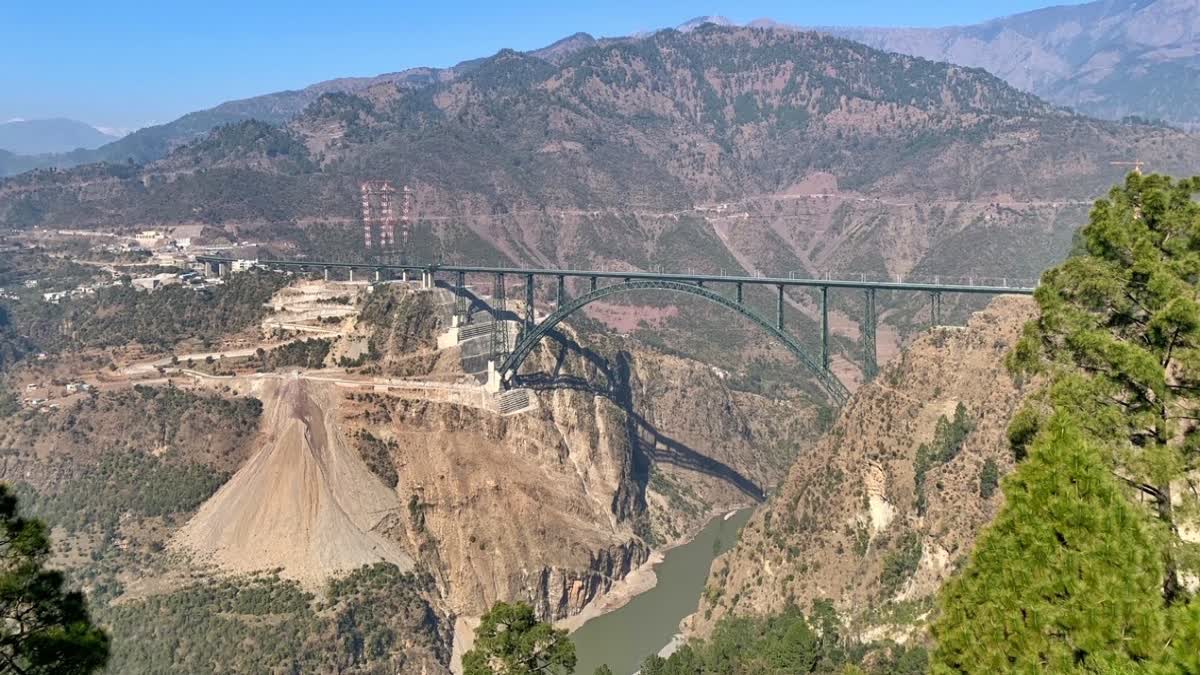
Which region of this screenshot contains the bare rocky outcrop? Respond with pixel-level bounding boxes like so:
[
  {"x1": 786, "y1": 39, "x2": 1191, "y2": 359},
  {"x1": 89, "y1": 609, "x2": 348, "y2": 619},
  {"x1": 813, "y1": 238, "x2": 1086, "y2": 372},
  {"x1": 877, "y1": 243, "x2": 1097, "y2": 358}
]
[{"x1": 693, "y1": 296, "x2": 1037, "y2": 636}]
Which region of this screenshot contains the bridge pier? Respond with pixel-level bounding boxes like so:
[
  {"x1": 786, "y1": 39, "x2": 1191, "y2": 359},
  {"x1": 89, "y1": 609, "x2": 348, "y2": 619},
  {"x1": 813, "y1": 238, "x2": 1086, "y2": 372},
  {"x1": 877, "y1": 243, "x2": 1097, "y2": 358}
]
[
  {"x1": 524, "y1": 274, "x2": 535, "y2": 330},
  {"x1": 374, "y1": 268, "x2": 382, "y2": 282},
  {"x1": 930, "y1": 291, "x2": 943, "y2": 326},
  {"x1": 491, "y1": 273, "x2": 508, "y2": 359},
  {"x1": 485, "y1": 360, "x2": 503, "y2": 393},
  {"x1": 776, "y1": 285, "x2": 785, "y2": 330},
  {"x1": 348, "y1": 268, "x2": 355, "y2": 283},
  {"x1": 323, "y1": 267, "x2": 330, "y2": 282},
  {"x1": 589, "y1": 276, "x2": 598, "y2": 292},
  {"x1": 863, "y1": 288, "x2": 878, "y2": 381},
  {"x1": 736, "y1": 283, "x2": 743, "y2": 305},
  {"x1": 456, "y1": 271, "x2": 468, "y2": 323},
  {"x1": 556, "y1": 275, "x2": 565, "y2": 310},
  {"x1": 821, "y1": 286, "x2": 830, "y2": 369}
]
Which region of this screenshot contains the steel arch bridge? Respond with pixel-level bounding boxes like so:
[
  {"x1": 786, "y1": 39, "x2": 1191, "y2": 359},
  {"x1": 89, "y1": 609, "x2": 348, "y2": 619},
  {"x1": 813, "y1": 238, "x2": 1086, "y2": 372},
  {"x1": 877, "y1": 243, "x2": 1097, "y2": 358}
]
[
  {"x1": 498, "y1": 279, "x2": 851, "y2": 404},
  {"x1": 196, "y1": 256, "x2": 1036, "y2": 407}
]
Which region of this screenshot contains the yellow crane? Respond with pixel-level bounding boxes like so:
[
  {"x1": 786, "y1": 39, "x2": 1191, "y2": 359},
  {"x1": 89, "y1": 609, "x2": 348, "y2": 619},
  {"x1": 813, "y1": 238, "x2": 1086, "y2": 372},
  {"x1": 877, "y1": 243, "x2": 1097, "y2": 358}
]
[{"x1": 1110, "y1": 160, "x2": 1146, "y2": 174}]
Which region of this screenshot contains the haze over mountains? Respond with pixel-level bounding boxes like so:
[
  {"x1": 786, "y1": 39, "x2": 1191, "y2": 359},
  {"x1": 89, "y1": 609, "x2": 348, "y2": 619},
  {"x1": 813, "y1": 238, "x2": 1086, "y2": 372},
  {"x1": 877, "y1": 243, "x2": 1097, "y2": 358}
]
[
  {"x1": 1, "y1": 0, "x2": 1196, "y2": 179},
  {"x1": 0, "y1": 118, "x2": 120, "y2": 155}
]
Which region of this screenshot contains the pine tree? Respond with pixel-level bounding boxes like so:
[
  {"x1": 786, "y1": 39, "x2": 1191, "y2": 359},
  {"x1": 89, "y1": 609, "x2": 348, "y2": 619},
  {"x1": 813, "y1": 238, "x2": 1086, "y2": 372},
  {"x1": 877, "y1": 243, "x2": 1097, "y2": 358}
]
[
  {"x1": 932, "y1": 415, "x2": 1171, "y2": 673},
  {"x1": 1008, "y1": 172, "x2": 1200, "y2": 603},
  {"x1": 462, "y1": 601, "x2": 575, "y2": 675},
  {"x1": 0, "y1": 484, "x2": 109, "y2": 674}
]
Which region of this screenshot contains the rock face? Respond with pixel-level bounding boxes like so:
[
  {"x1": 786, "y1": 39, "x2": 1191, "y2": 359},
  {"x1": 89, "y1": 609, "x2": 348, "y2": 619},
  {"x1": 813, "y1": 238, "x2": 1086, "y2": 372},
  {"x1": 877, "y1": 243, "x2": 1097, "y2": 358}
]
[
  {"x1": 815, "y1": 0, "x2": 1200, "y2": 129},
  {"x1": 339, "y1": 324, "x2": 824, "y2": 620},
  {"x1": 693, "y1": 296, "x2": 1037, "y2": 635}
]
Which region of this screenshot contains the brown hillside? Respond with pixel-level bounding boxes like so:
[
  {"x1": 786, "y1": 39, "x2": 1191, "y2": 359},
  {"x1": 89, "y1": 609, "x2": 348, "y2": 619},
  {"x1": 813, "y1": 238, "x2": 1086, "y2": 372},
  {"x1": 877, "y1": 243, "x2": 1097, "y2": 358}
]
[{"x1": 692, "y1": 295, "x2": 1036, "y2": 637}]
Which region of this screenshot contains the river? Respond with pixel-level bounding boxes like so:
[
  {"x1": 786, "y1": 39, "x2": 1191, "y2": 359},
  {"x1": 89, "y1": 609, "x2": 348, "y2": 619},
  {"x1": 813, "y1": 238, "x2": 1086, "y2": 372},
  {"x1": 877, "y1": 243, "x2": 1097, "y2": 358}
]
[{"x1": 569, "y1": 508, "x2": 754, "y2": 675}]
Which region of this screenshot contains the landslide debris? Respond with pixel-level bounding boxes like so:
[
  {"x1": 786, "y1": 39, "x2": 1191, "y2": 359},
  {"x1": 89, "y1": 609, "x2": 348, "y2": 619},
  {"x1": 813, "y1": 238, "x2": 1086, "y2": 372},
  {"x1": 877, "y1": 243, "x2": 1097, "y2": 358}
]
[{"x1": 174, "y1": 377, "x2": 414, "y2": 585}]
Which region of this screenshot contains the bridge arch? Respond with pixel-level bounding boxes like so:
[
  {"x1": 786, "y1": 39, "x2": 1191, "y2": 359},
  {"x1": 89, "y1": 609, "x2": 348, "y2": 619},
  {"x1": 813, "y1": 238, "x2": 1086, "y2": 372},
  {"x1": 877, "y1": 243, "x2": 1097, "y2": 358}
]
[{"x1": 497, "y1": 280, "x2": 850, "y2": 404}]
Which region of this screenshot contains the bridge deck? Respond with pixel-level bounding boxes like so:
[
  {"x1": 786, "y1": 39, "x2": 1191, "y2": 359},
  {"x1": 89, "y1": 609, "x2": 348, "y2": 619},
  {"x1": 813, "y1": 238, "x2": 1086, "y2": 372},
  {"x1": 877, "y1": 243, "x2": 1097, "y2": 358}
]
[{"x1": 195, "y1": 257, "x2": 1036, "y2": 295}]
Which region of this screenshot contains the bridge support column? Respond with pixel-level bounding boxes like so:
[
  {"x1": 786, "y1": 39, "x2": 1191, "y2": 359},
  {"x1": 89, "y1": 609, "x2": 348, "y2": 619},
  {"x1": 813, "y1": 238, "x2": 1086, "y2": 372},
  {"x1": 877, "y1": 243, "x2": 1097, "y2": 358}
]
[
  {"x1": 930, "y1": 291, "x2": 942, "y2": 327},
  {"x1": 821, "y1": 286, "x2": 829, "y2": 370},
  {"x1": 491, "y1": 273, "x2": 508, "y2": 360},
  {"x1": 348, "y1": 268, "x2": 355, "y2": 282},
  {"x1": 218, "y1": 262, "x2": 230, "y2": 278},
  {"x1": 556, "y1": 275, "x2": 565, "y2": 310},
  {"x1": 456, "y1": 271, "x2": 468, "y2": 324},
  {"x1": 374, "y1": 268, "x2": 382, "y2": 282},
  {"x1": 776, "y1": 285, "x2": 785, "y2": 330},
  {"x1": 736, "y1": 283, "x2": 743, "y2": 305},
  {"x1": 589, "y1": 276, "x2": 598, "y2": 292},
  {"x1": 485, "y1": 360, "x2": 503, "y2": 394},
  {"x1": 863, "y1": 288, "x2": 878, "y2": 381},
  {"x1": 323, "y1": 267, "x2": 330, "y2": 281},
  {"x1": 524, "y1": 274, "x2": 535, "y2": 330}
]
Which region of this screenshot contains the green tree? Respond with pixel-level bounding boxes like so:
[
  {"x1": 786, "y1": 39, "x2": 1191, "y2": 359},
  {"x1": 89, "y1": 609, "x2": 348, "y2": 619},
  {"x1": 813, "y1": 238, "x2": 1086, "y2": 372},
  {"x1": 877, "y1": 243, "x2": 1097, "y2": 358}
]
[
  {"x1": 932, "y1": 415, "x2": 1170, "y2": 672},
  {"x1": 1008, "y1": 173, "x2": 1200, "y2": 603},
  {"x1": 592, "y1": 666, "x2": 614, "y2": 675},
  {"x1": 977, "y1": 458, "x2": 999, "y2": 499},
  {"x1": 0, "y1": 484, "x2": 109, "y2": 674},
  {"x1": 462, "y1": 601, "x2": 575, "y2": 675}
]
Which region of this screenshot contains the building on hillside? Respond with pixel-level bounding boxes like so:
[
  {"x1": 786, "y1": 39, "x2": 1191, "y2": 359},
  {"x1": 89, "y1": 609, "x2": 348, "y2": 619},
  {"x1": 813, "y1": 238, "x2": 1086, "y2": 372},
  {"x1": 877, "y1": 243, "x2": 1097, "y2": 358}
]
[
  {"x1": 135, "y1": 230, "x2": 168, "y2": 249},
  {"x1": 231, "y1": 259, "x2": 261, "y2": 273},
  {"x1": 131, "y1": 273, "x2": 182, "y2": 291}
]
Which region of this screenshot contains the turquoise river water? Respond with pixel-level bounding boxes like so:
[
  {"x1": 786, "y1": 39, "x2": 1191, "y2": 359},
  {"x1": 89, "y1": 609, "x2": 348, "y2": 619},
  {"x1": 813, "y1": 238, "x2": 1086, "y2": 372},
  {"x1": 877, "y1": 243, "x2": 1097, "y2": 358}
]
[{"x1": 569, "y1": 508, "x2": 753, "y2": 674}]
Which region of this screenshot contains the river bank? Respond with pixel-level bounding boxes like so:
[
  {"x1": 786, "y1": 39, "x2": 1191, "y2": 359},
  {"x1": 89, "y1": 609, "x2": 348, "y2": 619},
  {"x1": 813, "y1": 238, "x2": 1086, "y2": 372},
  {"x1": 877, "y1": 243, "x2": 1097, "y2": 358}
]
[
  {"x1": 448, "y1": 507, "x2": 753, "y2": 674},
  {"x1": 569, "y1": 508, "x2": 754, "y2": 674}
]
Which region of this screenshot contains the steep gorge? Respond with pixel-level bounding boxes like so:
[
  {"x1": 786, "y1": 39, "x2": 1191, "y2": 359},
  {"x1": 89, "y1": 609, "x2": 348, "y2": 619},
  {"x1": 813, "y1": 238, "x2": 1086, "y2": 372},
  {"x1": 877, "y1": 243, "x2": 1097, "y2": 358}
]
[{"x1": 693, "y1": 296, "x2": 1037, "y2": 639}]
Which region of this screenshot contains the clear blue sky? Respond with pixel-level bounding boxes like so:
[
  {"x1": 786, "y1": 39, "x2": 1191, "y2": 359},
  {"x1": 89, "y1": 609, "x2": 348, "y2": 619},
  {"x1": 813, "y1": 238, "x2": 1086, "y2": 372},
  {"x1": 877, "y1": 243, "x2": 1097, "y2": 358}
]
[{"x1": 2, "y1": 0, "x2": 1084, "y2": 132}]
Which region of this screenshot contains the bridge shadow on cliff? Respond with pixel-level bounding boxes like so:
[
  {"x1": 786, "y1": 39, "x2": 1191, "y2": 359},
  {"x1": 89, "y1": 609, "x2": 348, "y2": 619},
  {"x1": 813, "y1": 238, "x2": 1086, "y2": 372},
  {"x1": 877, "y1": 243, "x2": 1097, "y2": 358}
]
[{"x1": 513, "y1": 329, "x2": 765, "y2": 503}]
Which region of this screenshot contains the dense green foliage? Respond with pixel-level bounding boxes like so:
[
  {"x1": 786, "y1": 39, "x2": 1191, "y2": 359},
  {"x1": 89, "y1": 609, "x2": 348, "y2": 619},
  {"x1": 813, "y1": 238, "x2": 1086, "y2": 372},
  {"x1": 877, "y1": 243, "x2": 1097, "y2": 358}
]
[
  {"x1": 977, "y1": 458, "x2": 999, "y2": 499},
  {"x1": 0, "y1": 484, "x2": 108, "y2": 674},
  {"x1": 913, "y1": 403, "x2": 974, "y2": 515},
  {"x1": 933, "y1": 416, "x2": 1187, "y2": 672},
  {"x1": 104, "y1": 563, "x2": 449, "y2": 674},
  {"x1": 256, "y1": 338, "x2": 331, "y2": 371},
  {"x1": 879, "y1": 532, "x2": 923, "y2": 599},
  {"x1": 12, "y1": 452, "x2": 226, "y2": 534},
  {"x1": 935, "y1": 174, "x2": 1200, "y2": 671},
  {"x1": 463, "y1": 601, "x2": 575, "y2": 675},
  {"x1": 636, "y1": 602, "x2": 926, "y2": 675}
]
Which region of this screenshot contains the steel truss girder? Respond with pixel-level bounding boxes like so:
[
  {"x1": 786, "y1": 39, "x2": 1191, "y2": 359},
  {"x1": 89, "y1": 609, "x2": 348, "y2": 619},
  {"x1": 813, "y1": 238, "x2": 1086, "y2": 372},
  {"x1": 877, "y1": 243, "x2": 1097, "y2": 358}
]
[{"x1": 498, "y1": 280, "x2": 849, "y2": 405}]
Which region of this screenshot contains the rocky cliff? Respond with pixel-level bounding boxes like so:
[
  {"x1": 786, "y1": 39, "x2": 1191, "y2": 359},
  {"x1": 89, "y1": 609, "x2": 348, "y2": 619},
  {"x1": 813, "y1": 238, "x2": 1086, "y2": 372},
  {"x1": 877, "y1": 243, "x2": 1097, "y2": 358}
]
[
  {"x1": 693, "y1": 296, "x2": 1036, "y2": 638},
  {"x1": 337, "y1": 302, "x2": 824, "y2": 620}
]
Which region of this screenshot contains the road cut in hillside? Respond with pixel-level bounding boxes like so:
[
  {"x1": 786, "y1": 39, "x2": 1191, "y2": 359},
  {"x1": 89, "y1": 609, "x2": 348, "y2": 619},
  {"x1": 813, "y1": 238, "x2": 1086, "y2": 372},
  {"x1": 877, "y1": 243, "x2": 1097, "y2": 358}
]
[{"x1": 173, "y1": 375, "x2": 413, "y2": 585}]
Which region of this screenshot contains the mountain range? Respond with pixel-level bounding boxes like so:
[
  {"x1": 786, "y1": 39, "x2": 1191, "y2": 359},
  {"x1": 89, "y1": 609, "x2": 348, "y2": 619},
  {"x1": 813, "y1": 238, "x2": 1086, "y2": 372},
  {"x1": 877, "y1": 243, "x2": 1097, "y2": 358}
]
[
  {"x1": 809, "y1": 0, "x2": 1200, "y2": 129},
  {"x1": 0, "y1": 118, "x2": 120, "y2": 155},
  {"x1": 1, "y1": 0, "x2": 1196, "y2": 179},
  {"x1": 2, "y1": 25, "x2": 1194, "y2": 294}
]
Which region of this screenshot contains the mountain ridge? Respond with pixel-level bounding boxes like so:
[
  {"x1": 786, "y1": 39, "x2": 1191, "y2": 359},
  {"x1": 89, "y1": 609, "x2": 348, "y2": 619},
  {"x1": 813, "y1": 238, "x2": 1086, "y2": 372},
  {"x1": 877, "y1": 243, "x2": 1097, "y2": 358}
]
[
  {"x1": 5, "y1": 1, "x2": 1194, "y2": 177},
  {"x1": 0, "y1": 118, "x2": 120, "y2": 155}
]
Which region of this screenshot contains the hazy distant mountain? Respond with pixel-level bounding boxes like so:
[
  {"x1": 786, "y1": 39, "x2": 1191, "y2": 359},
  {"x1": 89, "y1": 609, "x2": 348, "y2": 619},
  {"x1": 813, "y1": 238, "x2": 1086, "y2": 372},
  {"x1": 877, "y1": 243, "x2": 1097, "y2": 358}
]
[
  {"x1": 0, "y1": 118, "x2": 119, "y2": 155},
  {"x1": 776, "y1": 0, "x2": 1200, "y2": 128}
]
